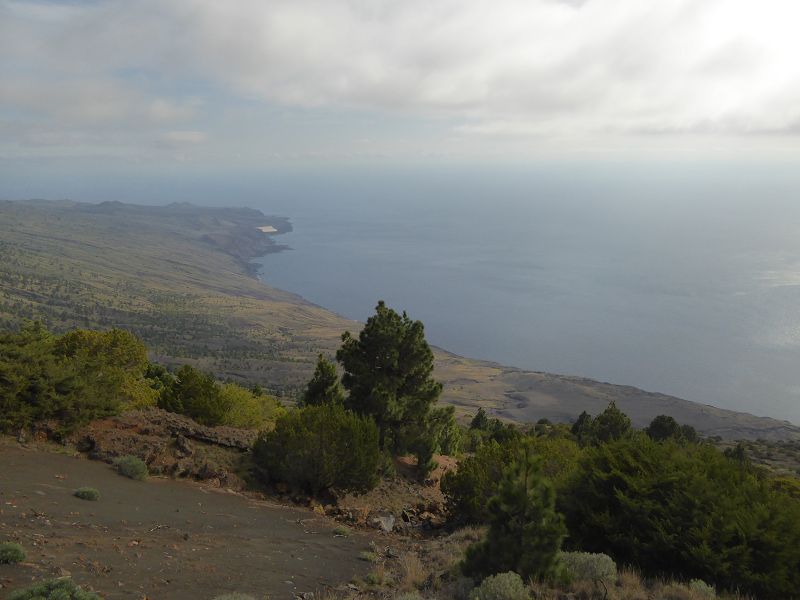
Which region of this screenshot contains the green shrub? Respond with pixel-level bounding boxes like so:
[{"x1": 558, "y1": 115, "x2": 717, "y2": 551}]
[
  {"x1": 253, "y1": 403, "x2": 380, "y2": 494},
  {"x1": 688, "y1": 579, "x2": 716, "y2": 598},
  {"x1": 463, "y1": 442, "x2": 565, "y2": 581},
  {"x1": 468, "y1": 572, "x2": 528, "y2": 600},
  {"x1": 73, "y1": 487, "x2": 100, "y2": 501},
  {"x1": 212, "y1": 594, "x2": 256, "y2": 600},
  {"x1": 0, "y1": 542, "x2": 25, "y2": 564},
  {"x1": 113, "y1": 455, "x2": 148, "y2": 480},
  {"x1": 558, "y1": 551, "x2": 616, "y2": 583},
  {"x1": 158, "y1": 364, "x2": 233, "y2": 426},
  {"x1": 218, "y1": 382, "x2": 283, "y2": 429},
  {"x1": 0, "y1": 324, "x2": 150, "y2": 434},
  {"x1": 442, "y1": 440, "x2": 517, "y2": 523},
  {"x1": 7, "y1": 578, "x2": 100, "y2": 600},
  {"x1": 560, "y1": 435, "x2": 800, "y2": 598},
  {"x1": 395, "y1": 593, "x2": 424, "y2": 600},
  {"x1": 332, "y1": 525, "x2": 351, "y2": 537}
]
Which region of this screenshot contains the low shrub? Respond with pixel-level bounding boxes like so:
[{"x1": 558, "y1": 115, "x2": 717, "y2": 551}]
[
  {"x1": 0, "y1": 542, "x2": 25, "y2": 564},
  {"x1": 113, "y1": 455, "x2": 148, "y2": 480},
  {"x1": 7, "y1": 578, "x2": 100, "y2": 600},
  {"x1": 365, "y1": 571, "x2": 382, "y2": 586},
  {"x1": 395, "y1": 593, "x2": 424, "y2": 600},
  {"x1": 212, "y1": 594, "x2": 256, "y2": 600},
  {"x1": 332, "y1": 525, "x2": 351, "y2": 537},
  {"x1": 469, "y1": 572, "x2": 529, "y2": 600},
  {"x1": 73, "y1": 487, "x2": 100, "y2": 501},
  {"x1": 688, "y1": 579, "x2": 716, "y2": 598},
  {"x1": 360, "y1": 550, "x2": 379, "y2": 562},
  {"x1": 558, "y1": 551, "x2": 616, "y2": 583}
]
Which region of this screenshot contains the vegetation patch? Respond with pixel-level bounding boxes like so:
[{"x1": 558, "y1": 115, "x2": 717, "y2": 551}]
[
  {"x1": 0, "y1": 541, "x2": 25, "y2": 564},
  {"x1": 468, "y1": 572, "x2": 528, "y2": 600},
  {"x1": 688, "y1": 579, "x2": 716, "y2": 598},
  {"x1": 73, "y1": 487, "x2": 101, "y2": 501},
  {"x1": 359, "y1": 550, "x2": 380, "y2": 562},
  {"x1": 332, "y1": 525, "x2": 351, "y2": 537},
  {"x1": 113, "y1": 455, "x2": 148, "y2": 480},
  {"x1": 253, "y1": 403, "x2": 380, "y2": 494},
  {"x1": 7, "y1": 578, "x2": 100, "y2": 600},
  {"x1": 558, "y1": 551, "x2": 617, "y2": 583}
]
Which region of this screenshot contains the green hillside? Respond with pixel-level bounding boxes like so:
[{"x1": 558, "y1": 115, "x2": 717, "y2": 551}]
[{"x1": 1, "y1": 199, "x2": 798, "y2": 440}]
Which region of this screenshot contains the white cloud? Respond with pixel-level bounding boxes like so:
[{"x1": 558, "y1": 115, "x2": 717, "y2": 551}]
[{"x1": 2, "y1": 0, "x2": 800, "y2": 159}]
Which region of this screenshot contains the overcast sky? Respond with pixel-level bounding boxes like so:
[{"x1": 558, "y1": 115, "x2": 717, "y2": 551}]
[{"x1": 2, "y1": 0, "x2": 800, "y2": 169}]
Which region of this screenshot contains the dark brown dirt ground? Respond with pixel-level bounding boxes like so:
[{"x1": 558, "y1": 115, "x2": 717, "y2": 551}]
[{"x1": 0, "y1": 443, "x2": 372, "y2": 600}]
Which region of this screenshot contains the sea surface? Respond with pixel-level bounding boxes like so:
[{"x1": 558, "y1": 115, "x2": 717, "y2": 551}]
[{"x1": 252, "y1": 167, "x2": 800, "y2": 424}]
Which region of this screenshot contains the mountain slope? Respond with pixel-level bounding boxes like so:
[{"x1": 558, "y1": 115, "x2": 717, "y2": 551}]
[{"x1": 1, "y1": 199, "x2": 797, "y2": 440}]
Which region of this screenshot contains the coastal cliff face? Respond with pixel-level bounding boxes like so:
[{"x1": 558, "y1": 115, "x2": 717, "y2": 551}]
[{"x1": 1, "y1": 199, "x2": 797, "y2": 441}]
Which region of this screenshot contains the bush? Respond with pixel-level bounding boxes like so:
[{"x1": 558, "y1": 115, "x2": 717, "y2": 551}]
[
  {"x1": 212, "y1": 595, "x2": 256, "y2": 600},
  {"x1": 442, "y1": 440, "x2": 518, "y2": 523},
  {"x1": 73, "y1": 487, "x2": 100, "y2": 501},
  {"x1": 395, "y1": 593, "x2": 424, "y2": 600},
  {"x1": 468, "y1": 572, "x2": 528, "y2": 600},
  {"x1": 0, "y1": 542, "x2": 25, "y2": 564},
  {"x1": 463, "y1": 442, "x2": 565, "y2": 581},
  {"x1": 158, "y1": 365, "x2": 233, "y2": 426},
  {"x1": 7, "y1": 578, "x2": 100, "y2": 600},
  {"x1": 218, "y1": 382, "x2": 283, "y2": 429},
  {"x1": 0, "y1": 324, "x2": 151, "y2": 434},
  {"x1": 558, "y1": 551, "x2": 616, "y2": 583},
  {"x1": 560, "y1": 435, "x2": 800, "y2": 598},
  {"x1": 688, "y1": 579, "x2": 716, "y2": 598},
  {"x1": 113, "y1": 455, "x2": 148, "y2": 480},
  {"x1": 253, "y1": 403, "x2": 380, "y2": 494}
]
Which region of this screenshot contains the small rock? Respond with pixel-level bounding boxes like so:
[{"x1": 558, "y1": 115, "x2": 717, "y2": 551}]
[{"x1": 371, "y1": 515, "x2": 396, "y2": 533}]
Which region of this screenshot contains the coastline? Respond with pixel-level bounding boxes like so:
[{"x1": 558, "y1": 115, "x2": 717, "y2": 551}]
[
  {"x1": 1, "y1": 198, "x2": 796, "y2": 442},
  {"x1": 252, "y1": 219, "x2": 800, "y2": 439}
]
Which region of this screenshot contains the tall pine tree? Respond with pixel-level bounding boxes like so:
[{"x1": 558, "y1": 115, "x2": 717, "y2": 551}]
[{"x1": 336, "y1": 300, "x2": 442, "y2": 453}]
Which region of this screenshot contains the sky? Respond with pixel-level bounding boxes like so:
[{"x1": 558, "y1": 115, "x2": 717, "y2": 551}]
[{"x1": 2, "y1": 0, "x2": 800, "y2": 176}]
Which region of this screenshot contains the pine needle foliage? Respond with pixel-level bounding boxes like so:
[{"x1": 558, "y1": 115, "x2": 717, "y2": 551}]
[{"x1": 462, "y1": 441, "x2": 566, "y2": 581}]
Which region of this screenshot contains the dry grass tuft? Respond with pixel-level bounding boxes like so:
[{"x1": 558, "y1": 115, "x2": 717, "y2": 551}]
[{"x1": 399, "y1": 552, "x2": 427, "y2": 591}]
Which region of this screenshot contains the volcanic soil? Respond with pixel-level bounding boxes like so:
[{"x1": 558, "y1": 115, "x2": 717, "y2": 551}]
[{"x1": 0, "y1": 443, "x2": 372, "y2": 599}]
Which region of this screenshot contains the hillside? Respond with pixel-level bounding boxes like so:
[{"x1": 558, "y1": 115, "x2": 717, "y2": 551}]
[{"x1": 1, "y1": 198, "x2": 798, "y2": 441}]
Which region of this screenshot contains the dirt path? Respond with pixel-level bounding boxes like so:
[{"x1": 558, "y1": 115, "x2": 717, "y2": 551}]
[{"x1": 0, "y1": 443, "x2": 371, "y2": 599}]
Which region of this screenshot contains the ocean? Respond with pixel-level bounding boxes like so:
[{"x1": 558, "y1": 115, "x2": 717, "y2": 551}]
[{"x1": 252, "y1": 166, "x2": 800, "y2": 424}]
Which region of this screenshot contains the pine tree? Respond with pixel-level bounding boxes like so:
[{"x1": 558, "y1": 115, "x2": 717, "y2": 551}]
[
  {"x1": 471, "y1": 407, "x2": 490, "y2": 430},
  {"x1": 570, "y1": 410, "x2": 594, "y2": 446},
  {"x1": 462, "y1": 441, "x2": 566, "y2": 581},
  {"x1": 302, "y1": 354, "x2": 344, "y2": 406},
  {"x1": 592, "y1": 400, "x2": 631, "y2": 443},
  {"x1": 336, "y1": 300, "x2": 442, "y2": 453}
]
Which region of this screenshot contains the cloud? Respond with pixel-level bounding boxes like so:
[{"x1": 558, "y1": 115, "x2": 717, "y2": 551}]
[
  {"x1": 158, "y1": 130, "x2": 208, "y2": 146},
  {"x1": 2, "y1": 0, "x2": 800, "y2": 160}
]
